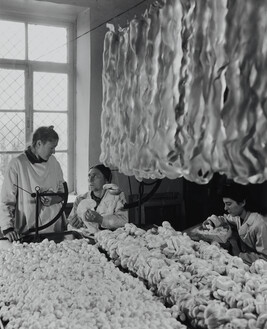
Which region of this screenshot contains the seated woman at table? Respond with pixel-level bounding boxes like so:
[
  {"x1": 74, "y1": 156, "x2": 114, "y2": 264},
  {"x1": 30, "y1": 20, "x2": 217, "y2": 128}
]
[
  {"x1": 203, "y1": 183, "x2": 267, "y2": 265},
  {"x1": 67, "y1": 164, "x2": 128, "y2": 235}
]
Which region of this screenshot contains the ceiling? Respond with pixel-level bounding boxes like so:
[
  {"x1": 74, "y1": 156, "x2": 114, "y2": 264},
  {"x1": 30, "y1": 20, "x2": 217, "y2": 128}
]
[
  {"x1": 0, "y1": 0, "x2": 83, "y2": 21},
  {"x1": 0, "y1": 0, "x2": 153, "y2": 26}
]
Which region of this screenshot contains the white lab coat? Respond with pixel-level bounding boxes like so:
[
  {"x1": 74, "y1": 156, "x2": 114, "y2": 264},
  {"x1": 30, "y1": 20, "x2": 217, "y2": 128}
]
[
  {"x1": 210, "y1": 212, "x2": 267, "y2": 264},
  {"x1": 67, "y1": 190, "x2": 128, "y2": 232},
  {"x1": 0, "y1": 153, "x2": 66, "y2": 236}
]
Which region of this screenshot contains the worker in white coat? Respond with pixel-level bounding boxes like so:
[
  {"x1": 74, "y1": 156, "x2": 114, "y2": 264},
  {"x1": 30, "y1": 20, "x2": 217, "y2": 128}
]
[
  {"x1": 68, "y1": 164, "x2": 128, "y2": 234},
  {"x1": 203, "y1": 183, "x2": 267, "y2": 265},
  {"x1": 0, "y1": 126, "x2": 66, "y2": 242}
]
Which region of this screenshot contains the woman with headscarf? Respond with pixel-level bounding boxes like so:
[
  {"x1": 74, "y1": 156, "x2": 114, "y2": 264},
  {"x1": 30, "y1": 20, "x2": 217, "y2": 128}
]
[{"x1": 67, "y1": 164, "x2": 128, "y2": 234}]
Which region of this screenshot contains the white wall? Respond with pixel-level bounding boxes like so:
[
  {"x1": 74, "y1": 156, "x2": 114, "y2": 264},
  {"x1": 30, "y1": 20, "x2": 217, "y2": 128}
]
[
  {"x1": 88, "y1": 24, "x2": 105, "y2": 169},
  {"x1": 76, "y1": 8, "x2": 90, "y2": 194}
]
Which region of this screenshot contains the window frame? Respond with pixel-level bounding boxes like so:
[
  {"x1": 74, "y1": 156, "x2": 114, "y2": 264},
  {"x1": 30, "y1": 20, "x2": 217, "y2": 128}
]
[{"x1": 0, "y1": 14, "x2": 75, "y2": 192}]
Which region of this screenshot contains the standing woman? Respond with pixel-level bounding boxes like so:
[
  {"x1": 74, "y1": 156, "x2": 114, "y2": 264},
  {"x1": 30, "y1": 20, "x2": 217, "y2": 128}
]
[{"x1": 0, "y1": 126, "x2": 66, "y2": 242}]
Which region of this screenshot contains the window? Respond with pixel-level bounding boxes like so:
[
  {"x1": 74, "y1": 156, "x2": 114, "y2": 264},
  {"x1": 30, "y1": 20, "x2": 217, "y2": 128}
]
[{"x1": 0, "y1": 18, "x2": 74, "y2": 193}]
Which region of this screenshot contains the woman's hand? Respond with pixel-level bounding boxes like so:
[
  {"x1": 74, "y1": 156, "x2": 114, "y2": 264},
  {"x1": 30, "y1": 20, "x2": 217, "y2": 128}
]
[
  {"x1": 41, "y1": 195, "x2": 52, "y2": 207},
  {"x1": 40, "y1": 188, "x2": 63, "y2": 207},
  {"x1": 202, "y1": 219, "x2": 215, "y2": 229},
  {"x1": 202, "y1": 215, "x2": 219, "y2": 229},
  {"x1": 68, "y1": 214, "x2": 84, "y2": 229},
  {"x1": 84, "y1": 209, "x2": 103, "y2": 224},
  {"x1": 5, "y1": 230, "x2": 21, "y2": 242}
]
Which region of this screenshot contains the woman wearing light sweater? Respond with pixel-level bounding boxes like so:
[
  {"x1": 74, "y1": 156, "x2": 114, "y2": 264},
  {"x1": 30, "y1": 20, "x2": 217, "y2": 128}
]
[{"x1": 203, "y1": 183, "x2": 267, "y2": 265}]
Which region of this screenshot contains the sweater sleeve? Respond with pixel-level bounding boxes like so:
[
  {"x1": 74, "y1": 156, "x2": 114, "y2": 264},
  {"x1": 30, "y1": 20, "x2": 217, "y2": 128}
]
[
  {"x1": 53, "y1": 157, "x2": 65, "y2": 194},
  {"x1": 101, "y1": 192, "x2": 128, "y2": 229},
  {"x1": 239, "y1": 221, "x2": 267, "y2": 265},
  {"x1": 0, "y1": 159, "x2": 18, "y2": 231}
]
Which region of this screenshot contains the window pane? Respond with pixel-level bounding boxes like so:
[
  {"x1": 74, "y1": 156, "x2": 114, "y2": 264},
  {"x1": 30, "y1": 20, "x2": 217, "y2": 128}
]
[
  {"x1": 34, "y1": 72, "x2": 67, "y2": 111},
  {"x1": 29, "y1": 24, "x2": 67, "y2": 63},
  {"x1": 33, "y1": 112, "x2": 68, "y2": 150},
  {"x1": 0, "y1": 69, "x2": 25, "y2": 110},
  {"x1": 0, "y1": 112, "x2": 25, "y2": 151},
  {"x1": 0, "y1": 20, "x2": 25, "y2": 60},
  {"x1": 54, "y1": 152, "x2": 68, "y2": 183}
]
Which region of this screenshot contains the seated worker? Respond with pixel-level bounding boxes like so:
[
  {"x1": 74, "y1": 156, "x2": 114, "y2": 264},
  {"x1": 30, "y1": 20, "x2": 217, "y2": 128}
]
[
  {"x1": 68, "y1": 164, "x2": 128, "y2": 234},
  {"x1": 203, "y1": 183, "x2": 267, "y2": 265}
]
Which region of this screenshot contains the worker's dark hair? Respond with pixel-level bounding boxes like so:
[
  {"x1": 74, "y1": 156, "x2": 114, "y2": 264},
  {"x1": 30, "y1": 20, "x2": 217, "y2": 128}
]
[
  {"x1": 90, "y1": 164, "x2": 112, "y2": 182},
  {"x1": 220, "y1": 183, "x2": 247, "y2": 203},
  {"x1": 32, "y1": 126, "x2": 59, "y2": 146}
]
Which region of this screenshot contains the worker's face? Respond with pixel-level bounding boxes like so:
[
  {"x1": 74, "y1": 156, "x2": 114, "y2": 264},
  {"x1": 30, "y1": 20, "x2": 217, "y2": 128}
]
[
  {"x1": 88, "y1": 168, "x2": 106, "y2": 192},
  {"x1": 223, "y1": 197, "x2": 245, "y2": 217},
  {"x1": 36, "y1": 139, "x2": 58, "y2": 161}
]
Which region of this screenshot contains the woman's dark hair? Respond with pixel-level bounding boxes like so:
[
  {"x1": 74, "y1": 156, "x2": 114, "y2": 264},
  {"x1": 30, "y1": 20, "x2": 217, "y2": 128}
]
[
  {"x1": 220, "y1": 183, "x2": 247, "y2": 203},
  {"x1": 32, "y1": 126, "x2": 59, "y2": 146},
  {"x1": 90, "y1": 164, "x2": 112, "y2": 182}
]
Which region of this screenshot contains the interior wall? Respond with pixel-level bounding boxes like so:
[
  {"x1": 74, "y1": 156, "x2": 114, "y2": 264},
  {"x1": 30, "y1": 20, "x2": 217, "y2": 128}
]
[
  {"x1": 76, "y1": 8, "x2": 90, "y2": 194},
  {"x1": 88, "y1": 24, "x2": 105, "y2": 169}
]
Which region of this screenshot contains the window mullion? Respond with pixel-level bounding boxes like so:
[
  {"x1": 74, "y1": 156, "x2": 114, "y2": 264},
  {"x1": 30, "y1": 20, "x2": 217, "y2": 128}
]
[
  {"x1": 25, "y1": 64, "x2": 33, "y2": 144},
  {"x1": 25, "y1": 21, "x2": 33, "y2": 144},
  {"x1": 25, "y1": 21, "x2": 28, "y2": 61},
  {"x1": 68, "y1": 24, "x2": 75, "y2": 192}
]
